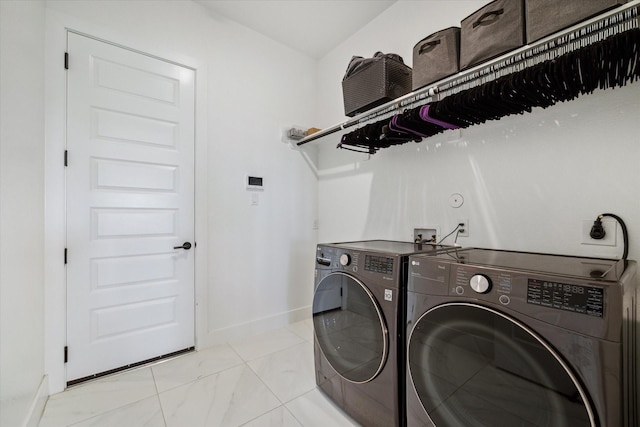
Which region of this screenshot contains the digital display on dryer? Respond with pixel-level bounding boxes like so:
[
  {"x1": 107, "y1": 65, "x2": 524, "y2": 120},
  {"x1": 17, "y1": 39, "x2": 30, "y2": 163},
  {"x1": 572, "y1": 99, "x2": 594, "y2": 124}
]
[
  {"x1": 527, "y1": 279, "x2": 604, "y2": 317},
  {"x1": 365, "y1": 255, "x2": 394, "y2": 274}
]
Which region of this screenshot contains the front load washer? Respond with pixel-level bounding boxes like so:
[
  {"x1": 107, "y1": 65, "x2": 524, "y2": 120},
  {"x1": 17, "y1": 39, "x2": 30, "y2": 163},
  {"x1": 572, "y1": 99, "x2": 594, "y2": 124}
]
[
  {"x1": 406, "y1": 248, "x2": 639, "y2": 427},
  {"x1": 313, "y1": 240, "x2": 455, "y2": 427}
]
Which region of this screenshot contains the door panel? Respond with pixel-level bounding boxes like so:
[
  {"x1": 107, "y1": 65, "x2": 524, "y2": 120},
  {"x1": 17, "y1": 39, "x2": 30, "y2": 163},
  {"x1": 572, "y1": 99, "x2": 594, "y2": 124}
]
[{"x1": 66, "y1": 32, "x2": 195, "y2": 382}]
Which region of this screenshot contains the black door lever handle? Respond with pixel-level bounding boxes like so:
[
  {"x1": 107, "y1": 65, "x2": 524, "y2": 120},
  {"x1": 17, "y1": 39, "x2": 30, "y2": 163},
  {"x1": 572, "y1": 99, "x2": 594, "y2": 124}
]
[{"x1": 173, "y1": 242, "x2": 192, "y2": 250}]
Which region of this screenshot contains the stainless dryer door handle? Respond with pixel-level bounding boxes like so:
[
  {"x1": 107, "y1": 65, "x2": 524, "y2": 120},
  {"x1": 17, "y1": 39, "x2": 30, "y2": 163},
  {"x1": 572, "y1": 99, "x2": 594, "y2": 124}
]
[{"x1": 173, "y1": 242, "x2": 192, "y2": 250}]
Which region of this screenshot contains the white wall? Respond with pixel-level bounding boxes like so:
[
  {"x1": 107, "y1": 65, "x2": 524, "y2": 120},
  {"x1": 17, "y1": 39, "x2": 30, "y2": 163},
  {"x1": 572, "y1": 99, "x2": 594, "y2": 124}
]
[
  {"x1": 315, "y1": 0, "x2": 640, "y2": 261},
  {"x1": 0, "y1": 1, "x2": 47, "y2": 425},
  {"x1": 39, "y1": 0, "x2": 317, "y2": 393}
]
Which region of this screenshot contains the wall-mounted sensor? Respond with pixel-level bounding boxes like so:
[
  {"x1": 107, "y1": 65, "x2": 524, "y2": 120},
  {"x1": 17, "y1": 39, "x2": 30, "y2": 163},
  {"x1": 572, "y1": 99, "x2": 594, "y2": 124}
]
[
  {"x1": 449, "y1": 193, "x2": 464, "y2": 208},
  {"x1": 246, "y1": 175, "x2": 264, "y2": 191}
]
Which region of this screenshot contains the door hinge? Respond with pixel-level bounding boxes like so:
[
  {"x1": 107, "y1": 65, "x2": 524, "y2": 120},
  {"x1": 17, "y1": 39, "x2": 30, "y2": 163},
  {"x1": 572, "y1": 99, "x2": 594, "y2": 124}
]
[
  {"x1": 64, "y1": 150, "x2": 68, "y2": 167},
  {"x1": 64, "y1": 248, "x2": 67, "y2": 264},
  {"x1": 64, "y1": 52, "x2": 69, "y2": 70},
  {"x1": 64, "y1": 346, "x2": 68, "y2": 363}
]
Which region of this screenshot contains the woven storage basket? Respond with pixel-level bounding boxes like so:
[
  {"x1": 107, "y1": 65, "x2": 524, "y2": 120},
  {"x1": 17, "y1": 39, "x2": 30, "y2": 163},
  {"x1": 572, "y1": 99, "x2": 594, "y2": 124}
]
[
  {"x1": 412, "y1": 27, "x2": 461, "y2": 90},
  {"x1": 460, "y1": 0, "x2": 525, "y2": 70},
  {"x1": 342, "y1": 56, "x2": 412, "y2": 117},
  {"x1": 526, "y1": 0, "x2": 628, "y2": 43}
]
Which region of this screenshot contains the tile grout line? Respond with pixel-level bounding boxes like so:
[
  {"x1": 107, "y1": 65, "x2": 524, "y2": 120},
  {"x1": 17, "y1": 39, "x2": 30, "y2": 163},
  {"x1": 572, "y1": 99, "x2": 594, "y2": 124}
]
[
  {"x1": 228, "y1": 336, "x2": 307, "y2": 363},
  {"x1": 241, "y1": 358, "x2": 288, "y2": 425},
  {"x1": 150, "y1": 353, "x2": 245, "y2": 396},
  {"x1": 282, "y1": 388, "x2": 321, "y2": 427},
  {"x1": 235, "y1": 324, "x2": 315, "y2": 426},
  {"x1": 149, "y1": 367, "x2": 169, "y2": 427},
  {"x1": 238, "y1": 340, "x2": 297, "y2": 426}
]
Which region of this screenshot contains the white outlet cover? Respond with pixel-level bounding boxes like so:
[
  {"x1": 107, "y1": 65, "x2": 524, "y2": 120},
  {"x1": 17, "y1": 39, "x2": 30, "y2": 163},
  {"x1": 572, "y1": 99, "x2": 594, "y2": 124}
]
[
  {"x1": 581, "y1": 219, "x2": 617, "y2": 246},
  {"x1": 458, "y1": 219, "x2": 469, "y2": 237}
]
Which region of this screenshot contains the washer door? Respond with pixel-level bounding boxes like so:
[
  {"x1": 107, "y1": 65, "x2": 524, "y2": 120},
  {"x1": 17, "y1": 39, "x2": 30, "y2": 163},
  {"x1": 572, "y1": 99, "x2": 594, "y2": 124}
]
[
  {"x1": 408, "y1": 303, "x2": 596, "y2": 427},
  {"x1": 313, "y1": 272, "x2": 388, "y2": 384}
]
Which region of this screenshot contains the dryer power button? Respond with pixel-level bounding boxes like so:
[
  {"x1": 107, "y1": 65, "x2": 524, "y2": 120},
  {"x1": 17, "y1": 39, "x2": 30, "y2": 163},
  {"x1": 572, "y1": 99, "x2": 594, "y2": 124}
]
[
  {"x1": 469, "y1": 274, "x2": 491, "y2": 294},
  {"x1": 339, "y1": 253, "x2": 351, "y2": 266}
]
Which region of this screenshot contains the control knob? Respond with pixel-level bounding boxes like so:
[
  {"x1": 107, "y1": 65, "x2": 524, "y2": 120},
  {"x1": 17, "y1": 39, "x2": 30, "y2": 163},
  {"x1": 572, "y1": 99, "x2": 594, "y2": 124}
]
[
  {"x1": 469, "y1": 274, "x2": 491, "y2": 294},
  {"x1": 339, "y1": 253, "x2": 351, "y2": 266}
]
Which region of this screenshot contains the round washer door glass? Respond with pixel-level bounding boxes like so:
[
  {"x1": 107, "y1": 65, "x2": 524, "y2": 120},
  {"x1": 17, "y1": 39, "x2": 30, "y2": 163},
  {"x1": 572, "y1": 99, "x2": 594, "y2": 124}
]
[
  {"x1": 313, "y1": 272, "x2": 388, "y2": 383},
  {"x1": 408, "y1": 303, "x2": 595, "y2": 427}
]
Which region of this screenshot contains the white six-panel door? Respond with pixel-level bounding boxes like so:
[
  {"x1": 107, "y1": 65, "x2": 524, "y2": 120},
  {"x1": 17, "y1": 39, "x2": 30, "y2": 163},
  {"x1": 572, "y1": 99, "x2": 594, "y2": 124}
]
[{"x1": 66, "y1": 32, "x2": 195, "y2": 382}]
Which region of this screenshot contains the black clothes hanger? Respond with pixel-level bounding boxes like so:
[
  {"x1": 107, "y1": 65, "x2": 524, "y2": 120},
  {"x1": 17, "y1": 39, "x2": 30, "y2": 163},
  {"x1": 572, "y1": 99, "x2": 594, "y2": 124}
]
[{"x1": 338, "y1": 118, "x2": 421, "y2": 154}]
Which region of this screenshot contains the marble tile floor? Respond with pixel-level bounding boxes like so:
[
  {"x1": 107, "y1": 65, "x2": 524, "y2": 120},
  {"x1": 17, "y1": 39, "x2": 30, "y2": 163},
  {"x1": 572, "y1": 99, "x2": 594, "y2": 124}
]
[{"x1": 38, "y1": 319, "x2": 361, "y2": 427}]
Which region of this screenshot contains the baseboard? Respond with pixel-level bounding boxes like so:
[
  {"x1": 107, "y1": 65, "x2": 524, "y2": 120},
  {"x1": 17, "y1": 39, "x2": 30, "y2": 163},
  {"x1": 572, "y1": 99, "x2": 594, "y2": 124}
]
[
  {"x1": 25, "y1": 375, "x2": 48, "y2": 427},
  {"x1": 202, "y1": 305, "x2": 311, "y2": 347}
]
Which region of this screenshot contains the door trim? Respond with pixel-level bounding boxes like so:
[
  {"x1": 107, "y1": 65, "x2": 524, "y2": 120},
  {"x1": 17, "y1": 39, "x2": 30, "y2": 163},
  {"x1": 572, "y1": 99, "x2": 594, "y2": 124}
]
[{"x1": 67, "y1": 28, "x2": 193, "y2": 69}]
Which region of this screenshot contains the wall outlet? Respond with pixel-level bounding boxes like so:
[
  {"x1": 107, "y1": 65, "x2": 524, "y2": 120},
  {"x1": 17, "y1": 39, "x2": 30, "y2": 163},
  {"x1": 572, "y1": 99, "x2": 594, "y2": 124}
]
[
  {"x1": 581, "y1": 219, "x2": 617, "y2": 246},
  {"x1": 457, "y1": 219, "x2": 469, "y2": 237},
  {"x1": 414, "y1": 227, "x2": 438, "y2": 243}
]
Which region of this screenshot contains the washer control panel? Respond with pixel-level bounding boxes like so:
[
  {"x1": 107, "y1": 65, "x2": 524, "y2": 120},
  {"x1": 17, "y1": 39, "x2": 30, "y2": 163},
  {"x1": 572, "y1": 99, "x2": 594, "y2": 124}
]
[
  {"x1": 451, "y1": 265, "x2": 606, "y2": 317},
  {"x1": 409, "y1": 249, "x2": 618, "y2": 340},
  {"x1": 527, "y1": 279, "x2": 604, "y2": 317},
  {"x1": 469, "y1": 274, "x2": 491, "y2": 294},
  {"x1": 452, "y1": 266, "x2": 513, "y2": 305}
]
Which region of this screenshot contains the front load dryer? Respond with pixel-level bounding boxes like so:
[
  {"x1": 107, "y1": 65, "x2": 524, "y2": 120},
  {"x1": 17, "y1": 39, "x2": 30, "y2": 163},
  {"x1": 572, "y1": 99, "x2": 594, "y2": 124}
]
[
  {"x1": 313, "y1": 240, "x2": 455, "y2": 427},
  {"x1": 405, "y1": 248, "x2": 639, "y2": 427}
]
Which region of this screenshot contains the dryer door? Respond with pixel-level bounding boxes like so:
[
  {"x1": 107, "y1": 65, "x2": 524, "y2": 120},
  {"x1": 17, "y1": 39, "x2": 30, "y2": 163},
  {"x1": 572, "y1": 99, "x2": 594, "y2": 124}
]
[
  {"x1": 407, "y1": 303, "x2": 596, "y2": 427},
  {"x1": 313, "y1": 272, "x2": 388, "y2": 384}
]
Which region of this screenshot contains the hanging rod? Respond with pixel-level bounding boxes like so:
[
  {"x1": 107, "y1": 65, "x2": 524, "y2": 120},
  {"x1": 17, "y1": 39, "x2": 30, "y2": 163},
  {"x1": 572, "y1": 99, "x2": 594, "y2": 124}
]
[{"x1": 297, "y1": 0, "x2": 640, "y2": 147}]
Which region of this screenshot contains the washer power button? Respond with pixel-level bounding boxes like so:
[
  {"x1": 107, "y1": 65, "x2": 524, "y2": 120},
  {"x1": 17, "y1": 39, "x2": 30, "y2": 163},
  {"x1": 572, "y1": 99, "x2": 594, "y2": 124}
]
[{"x1": 469, "y1": 274, "x2": 491, "y2": 294}]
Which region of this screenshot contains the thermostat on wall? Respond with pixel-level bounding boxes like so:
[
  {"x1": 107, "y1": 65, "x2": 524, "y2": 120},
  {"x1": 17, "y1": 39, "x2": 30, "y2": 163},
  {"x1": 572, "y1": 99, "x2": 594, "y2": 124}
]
[{"x1": 246, "y1": 175, "x2": 264, "y2": 191}]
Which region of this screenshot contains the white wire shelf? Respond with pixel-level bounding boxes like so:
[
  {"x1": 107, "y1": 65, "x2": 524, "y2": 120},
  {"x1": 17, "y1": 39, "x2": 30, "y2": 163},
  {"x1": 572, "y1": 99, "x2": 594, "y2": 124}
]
[{"x1": 296, "y1": 0, "x2": 640, "y2": 148}]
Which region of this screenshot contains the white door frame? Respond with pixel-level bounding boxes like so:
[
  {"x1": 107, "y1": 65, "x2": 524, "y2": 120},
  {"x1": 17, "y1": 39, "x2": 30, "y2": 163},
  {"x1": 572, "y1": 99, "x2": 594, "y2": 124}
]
[{"x1": 44, "y1": 17, "x2": 208, "y2": 394}]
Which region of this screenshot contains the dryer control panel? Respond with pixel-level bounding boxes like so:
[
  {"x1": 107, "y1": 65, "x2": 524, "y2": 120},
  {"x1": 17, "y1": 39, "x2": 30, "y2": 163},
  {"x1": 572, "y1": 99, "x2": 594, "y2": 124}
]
[
  {"x1": 364, "y1": 255, "x2": 394, "y2": 274},
  {"x1": 316, "y1": 245, "x2": 400, "y2": 285}
]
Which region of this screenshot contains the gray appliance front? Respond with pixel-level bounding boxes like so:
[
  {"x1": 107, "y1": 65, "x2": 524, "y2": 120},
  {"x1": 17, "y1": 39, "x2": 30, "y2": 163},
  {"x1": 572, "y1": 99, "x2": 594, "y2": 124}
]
[
  {"x1": 313, "y1": 244, "x2": 402, "y2": 427},
  {"x1": 405, "y1": 249, "x2": 639, "y2": 427}
]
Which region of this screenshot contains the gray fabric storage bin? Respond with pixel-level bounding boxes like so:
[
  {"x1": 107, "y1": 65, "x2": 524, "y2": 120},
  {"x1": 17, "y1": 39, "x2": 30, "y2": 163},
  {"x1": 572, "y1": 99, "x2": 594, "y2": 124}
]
[
  {"x1": 460, "y1": 0, "x2": 525, "y2": 70},
  {"x1": 526, "y1": 0, "x2": 628, "y2": 43},
  {"x1": 342, "y1": 56, "x2": 412, "y2": 117},
  {"x1": 412, "y1": 27, "x2": 461, "y2": 90}
]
